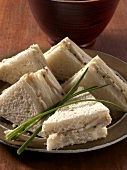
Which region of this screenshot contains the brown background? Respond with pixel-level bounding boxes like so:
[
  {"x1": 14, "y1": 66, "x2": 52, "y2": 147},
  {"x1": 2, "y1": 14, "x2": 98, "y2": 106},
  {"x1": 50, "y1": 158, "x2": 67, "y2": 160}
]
[{"x1": 0, "y1": 0, "x2": 127, "y2": 169}]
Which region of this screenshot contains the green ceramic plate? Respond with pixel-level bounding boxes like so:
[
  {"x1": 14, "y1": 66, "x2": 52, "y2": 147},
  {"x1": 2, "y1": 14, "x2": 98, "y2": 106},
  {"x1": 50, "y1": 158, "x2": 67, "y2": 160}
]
[{"x1": 0, "y1": 48, "x2": 127, "y2": 153}]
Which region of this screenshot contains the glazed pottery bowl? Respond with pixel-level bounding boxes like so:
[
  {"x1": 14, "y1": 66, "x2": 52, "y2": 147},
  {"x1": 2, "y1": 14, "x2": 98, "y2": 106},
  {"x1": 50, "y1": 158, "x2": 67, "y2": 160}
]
[{"x1": 28, "y1": 0, "x2": 120, "y2": 48}]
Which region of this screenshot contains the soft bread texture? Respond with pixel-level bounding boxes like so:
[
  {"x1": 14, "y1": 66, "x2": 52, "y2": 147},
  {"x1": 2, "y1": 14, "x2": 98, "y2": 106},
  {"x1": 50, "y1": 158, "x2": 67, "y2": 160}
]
[
  {"x1": 62, "y1": 56, "x2": 127, "y2": 111},
  {"x1": 42, "y1": 87, "x2": 111, "y2": 137},
  {"x1": 0, "y1": 67, "x2": 64, "y2": 135},
  {"x1": 0, "y1": 44, "x2": 47, "y2": 84},
  {"x1": 44, "y1": 37, "x2": 92, "y2": 81},
  {"x1": 47, "y1": 127, "x2": 107, "y2": 151},
  {"x1": 0, "y1": 78, "x2": 43, "y2": 126}
]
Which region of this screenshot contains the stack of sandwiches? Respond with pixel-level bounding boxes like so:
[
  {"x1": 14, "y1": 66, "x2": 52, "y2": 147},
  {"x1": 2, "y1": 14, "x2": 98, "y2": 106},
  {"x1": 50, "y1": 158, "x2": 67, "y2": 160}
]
[
  {"x1": 42, "y1": 87, "x2": 112, "y2": 151},
  {"x1": 0, "y1": 37, "x2": 127, "y2": 151},
  {"x1": 0, "y1": 67, "x2": 64, "y2": 134}
]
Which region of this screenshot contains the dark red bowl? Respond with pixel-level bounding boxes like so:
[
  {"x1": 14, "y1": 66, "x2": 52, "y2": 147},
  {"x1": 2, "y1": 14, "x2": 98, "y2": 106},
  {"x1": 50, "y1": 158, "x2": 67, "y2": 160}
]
[{"x1": 28, "y1": 0, "x2": 120, "y2": 48}]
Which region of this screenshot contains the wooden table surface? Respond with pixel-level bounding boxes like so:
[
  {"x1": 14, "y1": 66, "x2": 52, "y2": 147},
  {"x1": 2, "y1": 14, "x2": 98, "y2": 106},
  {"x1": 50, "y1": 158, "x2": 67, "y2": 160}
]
[{"x1": 0, "y1": 0, "x2": 127, "y2": 170}]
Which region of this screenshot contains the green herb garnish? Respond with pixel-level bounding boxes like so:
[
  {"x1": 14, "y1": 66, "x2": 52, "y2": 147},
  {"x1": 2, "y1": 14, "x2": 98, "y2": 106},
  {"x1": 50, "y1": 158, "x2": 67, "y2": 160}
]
[{"x1": 17, "y1": 124, "x2": 42, "y2": 155}]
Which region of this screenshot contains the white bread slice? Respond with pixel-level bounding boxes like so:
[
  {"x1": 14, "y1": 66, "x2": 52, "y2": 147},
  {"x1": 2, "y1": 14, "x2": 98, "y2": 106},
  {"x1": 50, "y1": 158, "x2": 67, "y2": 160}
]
[
  {"x1": 0, "y1": 44, "x2": 47, "y2": 84},
  {"x1": 47, "y1": 127, "x2": 107, "y2": 151},
  {"x1": 44, "y1": 37, "x2": 92, "y2": 81},
  {"x1": 42, "y1": 87, "x2": 111, "y2": 137},
  {"x1": 62, "y1": 56, "x2": 127, "y2": 111},
  {"x1": 0, "y1": 67, "x2": 64, "y2": 132},
  {"x1": 0, "y1": 77, "x2": 44, "y2": 126}
]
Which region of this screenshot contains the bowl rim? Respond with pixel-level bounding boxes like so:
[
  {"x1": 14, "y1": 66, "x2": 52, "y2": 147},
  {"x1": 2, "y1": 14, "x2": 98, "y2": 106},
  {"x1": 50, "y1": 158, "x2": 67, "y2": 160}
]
[{"x1": 51, "y1": 0, "x2": 106, "y2": 3}]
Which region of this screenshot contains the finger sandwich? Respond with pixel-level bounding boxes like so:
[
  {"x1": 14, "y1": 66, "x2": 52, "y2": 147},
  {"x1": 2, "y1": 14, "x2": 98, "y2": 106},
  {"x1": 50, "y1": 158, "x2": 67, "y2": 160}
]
[
  {"x1": 44, "y1": 37, "x2": 92, "y2": 81},
  {"x1": 0, "y1": 44, "x2": 47, "y2": 84},
  {"x1": 62, "y1": 55, "x2": 127, "y2": 111},
  {"x1": 42, "y1": 87, "x2": 111, "y2": 151}
]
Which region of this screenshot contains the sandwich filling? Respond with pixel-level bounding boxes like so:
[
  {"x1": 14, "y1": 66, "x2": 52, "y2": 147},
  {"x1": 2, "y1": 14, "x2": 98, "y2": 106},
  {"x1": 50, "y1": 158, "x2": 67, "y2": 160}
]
[
  {"x1": 61, "y1": 37, "x2": 92, "y2": 64},
  {"x1": 47, "y1": 127, "x2": 107, "y2": 151},
  {"x1": 24, "y1": 68, "x2": 64, "y2": 109}
]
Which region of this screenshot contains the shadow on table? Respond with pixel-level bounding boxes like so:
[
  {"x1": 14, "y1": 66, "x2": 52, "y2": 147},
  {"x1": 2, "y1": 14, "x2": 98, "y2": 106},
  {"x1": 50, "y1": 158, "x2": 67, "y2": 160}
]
[{"x1": 91, "y1": 30, "x2": 127, "y2": 62}]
